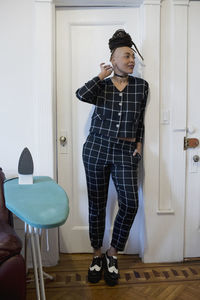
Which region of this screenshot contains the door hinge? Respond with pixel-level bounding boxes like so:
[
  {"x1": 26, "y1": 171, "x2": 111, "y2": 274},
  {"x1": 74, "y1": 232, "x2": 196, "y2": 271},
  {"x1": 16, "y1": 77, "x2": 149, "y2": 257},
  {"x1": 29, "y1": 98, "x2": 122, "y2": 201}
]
[{"x1": 184, "y1": 137, "x2": 199, "y2": 150}]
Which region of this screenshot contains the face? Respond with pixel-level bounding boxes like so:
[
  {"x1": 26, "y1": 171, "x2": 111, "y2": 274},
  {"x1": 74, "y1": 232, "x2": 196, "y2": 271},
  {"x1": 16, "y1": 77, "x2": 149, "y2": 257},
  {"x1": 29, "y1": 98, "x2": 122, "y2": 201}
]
[{"x1": 110, "y1": 47, "x2": 135, "y2": 75}]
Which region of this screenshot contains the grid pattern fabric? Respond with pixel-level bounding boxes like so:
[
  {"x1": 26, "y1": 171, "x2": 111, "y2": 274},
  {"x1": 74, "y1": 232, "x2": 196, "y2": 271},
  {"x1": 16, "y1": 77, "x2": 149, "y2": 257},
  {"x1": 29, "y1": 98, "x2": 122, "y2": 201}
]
[
  {"x1": 76, "y1": 76, "x2": 149, "y2": 142},
  {"x1": 82, "y1": 133, "x2": 140, "y2": 251}
]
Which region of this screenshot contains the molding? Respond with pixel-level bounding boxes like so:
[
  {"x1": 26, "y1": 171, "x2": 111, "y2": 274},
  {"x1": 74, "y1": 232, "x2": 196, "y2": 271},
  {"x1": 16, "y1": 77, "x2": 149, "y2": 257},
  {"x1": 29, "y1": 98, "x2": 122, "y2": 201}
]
[
  {"x1": 143, "y1": 0, "x2": 162, "y2": 5},
  {"x1": 157, "y1": 209, "x2": 175, "y2": 215},
  {"x1": 34, "y1": 1, "x2": 55, "y2": 177},
  {"x1": 45, "y1": 0, "x2": 143, "y2": 6},
  {"x1": 35, "y1": 0, "x2": 163, "y2": 7},
  {"x1": 172, "y1": 0, "x2": 189, "y2": 5},
  {"x1": 35, "y1": 0, "x2": 54, "y2": 2}
]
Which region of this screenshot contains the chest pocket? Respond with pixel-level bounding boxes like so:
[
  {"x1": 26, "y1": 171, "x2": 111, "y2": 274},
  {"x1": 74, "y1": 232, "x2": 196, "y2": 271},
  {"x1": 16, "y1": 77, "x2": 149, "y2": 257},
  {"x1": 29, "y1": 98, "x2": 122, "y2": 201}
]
[{"x1": 92, "y1": 108, "x2": 107, "y2": 121}]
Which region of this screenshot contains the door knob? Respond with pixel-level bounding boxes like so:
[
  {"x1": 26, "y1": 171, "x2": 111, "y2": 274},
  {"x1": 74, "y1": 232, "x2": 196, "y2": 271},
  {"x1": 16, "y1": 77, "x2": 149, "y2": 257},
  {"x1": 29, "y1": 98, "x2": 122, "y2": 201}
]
[
  {"x1": 193, "y1": 155, "x2": 200, "y2": 162},
  {"x1": 60, "y1": 136, "x2": 67, "y2": 146}
]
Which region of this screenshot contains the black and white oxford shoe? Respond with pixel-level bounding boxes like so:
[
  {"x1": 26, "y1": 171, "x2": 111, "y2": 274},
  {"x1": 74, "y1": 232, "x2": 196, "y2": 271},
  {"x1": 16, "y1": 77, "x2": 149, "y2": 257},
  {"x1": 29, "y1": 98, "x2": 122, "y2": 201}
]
[{"x1": 88, "y1": 256, "x2": 103, "y2": 283}]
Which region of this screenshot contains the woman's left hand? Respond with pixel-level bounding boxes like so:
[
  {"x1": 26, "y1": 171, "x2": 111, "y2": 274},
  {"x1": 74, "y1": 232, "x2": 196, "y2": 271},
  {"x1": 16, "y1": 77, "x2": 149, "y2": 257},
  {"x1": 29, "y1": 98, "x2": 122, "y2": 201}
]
[
  {"x1": 133, "y1": 142, "x2": 142, "y2": 156},
  {"x1": 133, "y1": 149, "x2": 141, "y2": 156}
]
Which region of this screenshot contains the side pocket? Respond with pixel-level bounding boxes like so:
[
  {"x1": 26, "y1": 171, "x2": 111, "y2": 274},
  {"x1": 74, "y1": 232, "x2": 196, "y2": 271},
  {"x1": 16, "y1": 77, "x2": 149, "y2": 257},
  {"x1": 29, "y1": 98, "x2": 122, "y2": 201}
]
[
  {"x1": 136, "y1": 152, "x2": 142, "y2": 161},
  {"x1": 132, "y1": 152, "x2": 142, "y2": 164}
]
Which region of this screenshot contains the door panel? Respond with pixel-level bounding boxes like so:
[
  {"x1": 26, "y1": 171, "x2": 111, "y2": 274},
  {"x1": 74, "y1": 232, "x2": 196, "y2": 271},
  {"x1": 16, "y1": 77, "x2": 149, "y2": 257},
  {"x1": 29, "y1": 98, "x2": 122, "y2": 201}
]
[{"x1": 56, "y1": 7, "x2": 143, "y2": 253}]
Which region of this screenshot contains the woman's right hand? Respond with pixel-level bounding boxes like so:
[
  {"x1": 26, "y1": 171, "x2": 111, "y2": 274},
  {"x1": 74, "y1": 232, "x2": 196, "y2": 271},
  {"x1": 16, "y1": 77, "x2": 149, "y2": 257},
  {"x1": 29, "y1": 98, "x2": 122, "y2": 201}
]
[{"x1": 98, "y1": 63, "x2": 113, "y2": 80}]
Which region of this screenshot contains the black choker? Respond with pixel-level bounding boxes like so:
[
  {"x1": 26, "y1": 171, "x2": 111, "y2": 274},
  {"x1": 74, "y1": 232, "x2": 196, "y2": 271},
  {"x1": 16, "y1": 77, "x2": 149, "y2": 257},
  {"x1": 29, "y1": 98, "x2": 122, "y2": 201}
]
[{"x1": 114, "y1": 73, "x2": 128, "y2": 78}]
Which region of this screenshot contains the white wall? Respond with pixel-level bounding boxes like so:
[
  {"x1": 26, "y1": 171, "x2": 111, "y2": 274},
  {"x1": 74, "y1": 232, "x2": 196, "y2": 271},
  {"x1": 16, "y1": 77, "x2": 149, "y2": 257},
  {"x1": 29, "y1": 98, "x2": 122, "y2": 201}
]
[
  {"x1": 0, "y1": 0, "x2": 55, "y2": 178},
  {"x1": 0, "y1": 0, "x2": 58, "y2": 266},
  {"x1": 0, "y1": 0, "x2": 36, "y2": 177}
]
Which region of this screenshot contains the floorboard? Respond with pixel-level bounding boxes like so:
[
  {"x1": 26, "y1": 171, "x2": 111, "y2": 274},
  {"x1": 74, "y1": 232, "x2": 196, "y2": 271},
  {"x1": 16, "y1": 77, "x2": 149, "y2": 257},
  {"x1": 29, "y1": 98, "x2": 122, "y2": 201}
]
[{"x1": 26, "y1": 254, "x2": 200, "y2": 300}]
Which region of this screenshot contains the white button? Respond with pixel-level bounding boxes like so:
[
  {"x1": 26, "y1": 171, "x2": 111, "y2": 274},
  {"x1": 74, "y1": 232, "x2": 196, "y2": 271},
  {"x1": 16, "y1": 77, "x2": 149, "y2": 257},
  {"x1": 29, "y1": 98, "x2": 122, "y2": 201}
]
[
  {"x1": 119, "y1": 93, "x2": 122, "y2": 96},
  {"x1": 119, "y1": 102, "x2": 122, "y2": 106},
  {"x1": 116, "y1": 124, "x2": 119, "y2": 128},
  {"x1": 118, "y1": 112, "x2": 121, "y2": 116}
]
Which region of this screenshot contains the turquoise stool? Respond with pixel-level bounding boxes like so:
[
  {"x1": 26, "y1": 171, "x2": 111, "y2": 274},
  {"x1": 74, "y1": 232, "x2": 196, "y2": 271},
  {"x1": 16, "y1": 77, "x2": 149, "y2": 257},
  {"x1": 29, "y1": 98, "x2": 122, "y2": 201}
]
[{"x1": 4, "y1": 176, "x2": 69, "y2": 300}]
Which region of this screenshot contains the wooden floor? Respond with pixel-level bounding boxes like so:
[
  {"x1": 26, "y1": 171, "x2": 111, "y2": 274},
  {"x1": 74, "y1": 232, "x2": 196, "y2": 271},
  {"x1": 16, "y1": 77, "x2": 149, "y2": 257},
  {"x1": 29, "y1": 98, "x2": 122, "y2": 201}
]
[{"x1": 26, "y1": 254, "x2": 200, "y2": 300}]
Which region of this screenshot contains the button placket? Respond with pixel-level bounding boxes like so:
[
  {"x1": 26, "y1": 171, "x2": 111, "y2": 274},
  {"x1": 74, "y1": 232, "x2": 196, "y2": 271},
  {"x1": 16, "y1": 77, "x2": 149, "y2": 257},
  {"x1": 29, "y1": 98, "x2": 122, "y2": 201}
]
[
  {"x1": 119, "y1": 92, "x2": 123, "y2": 106},
  {"x1": 116, "y1": 92, "x2": 123, "y2": 130}
]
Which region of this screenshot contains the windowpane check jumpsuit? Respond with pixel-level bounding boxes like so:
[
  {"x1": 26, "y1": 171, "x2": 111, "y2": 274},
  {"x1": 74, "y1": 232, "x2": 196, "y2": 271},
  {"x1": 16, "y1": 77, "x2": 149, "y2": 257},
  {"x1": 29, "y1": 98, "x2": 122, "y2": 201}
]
[{"x1": 76, "y1": 75, "x2": 149, "y2": 251}]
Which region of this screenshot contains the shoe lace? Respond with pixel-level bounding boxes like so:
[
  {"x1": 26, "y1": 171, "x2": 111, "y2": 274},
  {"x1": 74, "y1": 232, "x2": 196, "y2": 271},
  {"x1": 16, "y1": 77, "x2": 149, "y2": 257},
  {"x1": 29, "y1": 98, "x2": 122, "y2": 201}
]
[
  {"x1": 91, "y1": 256, "x2": 101, "y2": 267},
  {"x1": 108, "y1": 256, "x2": 118, "y2": 269}
]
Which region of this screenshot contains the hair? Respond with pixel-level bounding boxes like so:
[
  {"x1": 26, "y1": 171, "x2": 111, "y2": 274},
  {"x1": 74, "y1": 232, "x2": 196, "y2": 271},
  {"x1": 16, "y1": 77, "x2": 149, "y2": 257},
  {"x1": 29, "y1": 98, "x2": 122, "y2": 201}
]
[{"x1": 109, "y1": 29, "x2": 144, "y2": 60}]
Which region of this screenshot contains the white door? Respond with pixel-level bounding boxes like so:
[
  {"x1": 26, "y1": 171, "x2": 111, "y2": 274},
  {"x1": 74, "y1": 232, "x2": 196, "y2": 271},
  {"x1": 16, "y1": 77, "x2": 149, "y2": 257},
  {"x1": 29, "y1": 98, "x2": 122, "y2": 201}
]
[
  {"x1": 56, "y1": 7, "x2": 145, "y2": 253},
  {"x1": 184, "y1": 2, "x2": 200, "y2": 258}
]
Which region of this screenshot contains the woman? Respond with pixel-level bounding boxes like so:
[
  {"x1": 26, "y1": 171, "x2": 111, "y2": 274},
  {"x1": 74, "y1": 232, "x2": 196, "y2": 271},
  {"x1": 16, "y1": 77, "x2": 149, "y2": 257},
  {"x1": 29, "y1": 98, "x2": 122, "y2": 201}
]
[{"x1": 76, "y1": 29, "x2": 149, "y2": 286}]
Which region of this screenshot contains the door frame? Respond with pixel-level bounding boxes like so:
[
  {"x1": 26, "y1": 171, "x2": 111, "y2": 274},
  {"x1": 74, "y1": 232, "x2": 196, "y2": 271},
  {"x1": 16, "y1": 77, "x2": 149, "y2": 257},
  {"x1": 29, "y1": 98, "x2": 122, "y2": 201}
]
[{"x1": 34, "y1": 0, "x2": 191, "y2": 262}]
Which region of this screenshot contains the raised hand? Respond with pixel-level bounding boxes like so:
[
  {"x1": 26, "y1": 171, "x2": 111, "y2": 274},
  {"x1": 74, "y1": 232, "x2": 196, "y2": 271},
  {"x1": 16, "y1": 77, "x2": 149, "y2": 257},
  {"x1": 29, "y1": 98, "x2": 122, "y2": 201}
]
[{"x1": 98, "y1": 63, "x2": 113, "y2": 80}]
